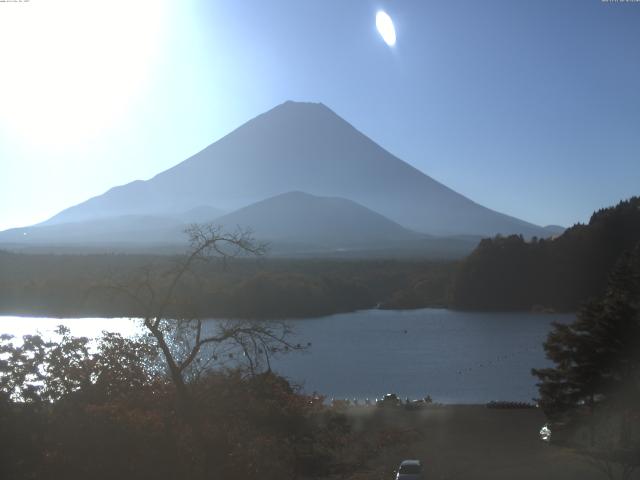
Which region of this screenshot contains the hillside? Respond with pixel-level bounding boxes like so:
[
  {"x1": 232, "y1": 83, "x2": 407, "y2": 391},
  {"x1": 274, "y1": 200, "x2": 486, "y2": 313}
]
[
  {"x1": 0, "y1": 215, "x2": 186, "y2": 247},
  {"x1": 215, "y1": 191, "x2": 420, "y2": 249},
  {"x1": 452, "y1": 197, "x2": 640, "y2": 311},
  {"x1": 0, "y1": 204, "x2": 223, "y2": 250}
]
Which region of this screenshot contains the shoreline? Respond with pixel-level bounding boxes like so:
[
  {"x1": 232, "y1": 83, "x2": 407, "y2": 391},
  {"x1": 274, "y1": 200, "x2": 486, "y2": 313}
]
[{"x1": 0, "y1": 305, "x2": 574, "y2": 321}]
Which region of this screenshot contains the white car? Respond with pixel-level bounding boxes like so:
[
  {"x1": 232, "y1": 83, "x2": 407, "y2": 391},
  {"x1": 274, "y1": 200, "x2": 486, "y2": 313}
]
[{"x1": 396, "y1": 459, "x2": 422, "y2": 480}]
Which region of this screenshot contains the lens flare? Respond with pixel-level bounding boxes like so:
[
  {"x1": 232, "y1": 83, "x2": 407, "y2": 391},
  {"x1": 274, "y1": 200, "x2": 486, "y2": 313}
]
[{"x1": 376, "y1": 11, "x2": 396, "y2": 47}]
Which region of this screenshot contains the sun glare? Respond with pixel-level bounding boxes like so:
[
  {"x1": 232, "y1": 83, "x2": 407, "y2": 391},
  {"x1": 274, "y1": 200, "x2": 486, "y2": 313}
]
[
  {"x1": 376, "y1": 10, "x2": 396, "y2": 47},
  {"x1": 0, "y1": 0, "x2": 168, "y2": 151}
]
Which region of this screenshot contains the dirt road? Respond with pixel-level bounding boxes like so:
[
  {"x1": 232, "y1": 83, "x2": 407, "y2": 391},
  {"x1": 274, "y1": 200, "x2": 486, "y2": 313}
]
[{"x1": 339, "y1": 405, "x2": 635, "y2": 480}]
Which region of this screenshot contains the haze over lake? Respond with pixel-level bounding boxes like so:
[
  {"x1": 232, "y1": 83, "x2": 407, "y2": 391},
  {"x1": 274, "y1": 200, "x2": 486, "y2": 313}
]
[{"x1": 0, "y1": 308, "x2": 573, "y2": 404}]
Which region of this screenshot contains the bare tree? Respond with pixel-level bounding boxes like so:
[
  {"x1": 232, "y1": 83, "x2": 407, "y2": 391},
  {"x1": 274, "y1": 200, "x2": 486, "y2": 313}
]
[{"x1": 104, "y1": 224, "x2": 303, "y2": 416}]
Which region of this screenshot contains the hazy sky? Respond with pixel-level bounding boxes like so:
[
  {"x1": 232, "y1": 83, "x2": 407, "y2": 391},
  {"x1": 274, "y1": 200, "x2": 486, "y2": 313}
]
[{"x1": 1, "y1": 0, "x2": 638, "y2": 231}]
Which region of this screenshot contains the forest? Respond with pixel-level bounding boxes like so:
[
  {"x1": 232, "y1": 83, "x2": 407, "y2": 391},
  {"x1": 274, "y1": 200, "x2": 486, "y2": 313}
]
[
  {"x1": 0, "y1": 252, "x2": 455, "y2": 319},
  {"x1": 452, "y1": 197, "x2": 640, "y2": 311}
]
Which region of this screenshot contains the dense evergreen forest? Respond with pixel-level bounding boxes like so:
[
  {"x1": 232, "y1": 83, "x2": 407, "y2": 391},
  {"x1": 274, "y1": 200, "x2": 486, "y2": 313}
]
[
  {"x1": 0, "y1": 254, "x2": 454, "y2": 319},
  {"x1": 452, "y1": 197, "x2": 640, "y2": 311}
]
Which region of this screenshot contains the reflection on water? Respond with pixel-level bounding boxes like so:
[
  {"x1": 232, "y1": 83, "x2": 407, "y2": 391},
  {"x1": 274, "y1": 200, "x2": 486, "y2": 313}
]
[
  {"x1": 0, "y1": 309, "x2": 574, "y2": 404},
  {"x1": 0, "y1": 316, "x2": 143, "y2": 340}
]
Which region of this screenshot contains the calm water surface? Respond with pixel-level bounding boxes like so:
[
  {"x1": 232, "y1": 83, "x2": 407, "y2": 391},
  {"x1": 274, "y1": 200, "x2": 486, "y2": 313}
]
[{"x1": 0, "y1": 309, "x2": 574, "y2": 404}]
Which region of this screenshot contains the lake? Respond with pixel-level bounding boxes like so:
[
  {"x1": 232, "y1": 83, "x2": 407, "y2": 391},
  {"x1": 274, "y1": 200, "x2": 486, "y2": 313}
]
[{"x1": 0, "y1": 308, "x2": 573, "y2": 404}]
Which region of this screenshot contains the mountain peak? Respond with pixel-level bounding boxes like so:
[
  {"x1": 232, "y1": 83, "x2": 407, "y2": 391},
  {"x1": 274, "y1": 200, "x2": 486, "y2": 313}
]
[
  {"x1": 32, "y1": 101, "x2": 548, "y2": 238},
  {"x1": 278, "y1": 100, "x2": 328, "y2": 109},
  {"x1": 262, "y1": 100, "x2": 335, "y2": 120}
]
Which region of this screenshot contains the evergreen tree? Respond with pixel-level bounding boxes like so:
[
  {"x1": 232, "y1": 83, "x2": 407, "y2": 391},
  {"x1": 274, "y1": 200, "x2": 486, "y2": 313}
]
[
  {"x1": 532, "y1": 244, "x2": 640, "y2": 419},
  {"x1": 453, "y1": 196, "x2": 640, "y2": 311}
]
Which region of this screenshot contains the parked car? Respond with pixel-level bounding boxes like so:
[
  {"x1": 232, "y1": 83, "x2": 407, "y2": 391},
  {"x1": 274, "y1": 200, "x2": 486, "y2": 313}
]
[{"x1": 396, "y1": 459, "x2": 422, "y2": 480}]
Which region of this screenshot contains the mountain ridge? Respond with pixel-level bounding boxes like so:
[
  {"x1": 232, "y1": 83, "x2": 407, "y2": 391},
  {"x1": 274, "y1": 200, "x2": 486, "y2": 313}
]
[
  {"x1": 0, "y1": 191, "x2": 480, "y2": 258},
  {"x1": 26, "y1": 101, "x2": 549, "y2": 241}
]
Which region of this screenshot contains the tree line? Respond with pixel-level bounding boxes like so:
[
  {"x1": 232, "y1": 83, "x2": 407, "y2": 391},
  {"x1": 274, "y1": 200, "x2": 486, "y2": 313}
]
[
  {"x1": 0, "y1": 252, "x2": 455, "y2": 319},
  {"x1": 452, "y1": 197, "x2": 640, "y2": 311}
]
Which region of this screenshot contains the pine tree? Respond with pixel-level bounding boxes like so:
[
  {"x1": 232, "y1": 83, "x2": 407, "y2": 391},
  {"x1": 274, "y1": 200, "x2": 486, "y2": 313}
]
[{"x1": 532, "y1": 244, "x2": 640, "y2": 419}]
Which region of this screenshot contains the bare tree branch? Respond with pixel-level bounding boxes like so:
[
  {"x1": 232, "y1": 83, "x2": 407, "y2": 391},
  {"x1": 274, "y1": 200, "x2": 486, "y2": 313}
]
[{"x1": 93, "y1": 223, "x2": 298, "y2": 418}]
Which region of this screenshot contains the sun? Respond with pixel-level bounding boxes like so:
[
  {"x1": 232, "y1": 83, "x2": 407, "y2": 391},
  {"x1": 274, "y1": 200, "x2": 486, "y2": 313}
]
[
  {"x1": 0, "y1": 0, "x2": 168, "y2": 151},
  {"x1": 376, "y1": 10, "x2": 396, "y2": 47}
]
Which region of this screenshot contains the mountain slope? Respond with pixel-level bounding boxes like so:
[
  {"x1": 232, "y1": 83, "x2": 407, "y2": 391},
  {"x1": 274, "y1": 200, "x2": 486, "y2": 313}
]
[
  {"x1": 43, "y1": 101, "x2": 547, "y2": 237},
  {"x1": 0, "y1": 205, "x2": 224, "y2": 249},
  {"x1": 0, "y1": 215, "x2": 185, "y2": 246},
  {"x1": 0, "y1": 192, "x2": 479, "y2": 258},
  {"x1": 215, "y1": 191, "x2": 420, "y2": 249}
]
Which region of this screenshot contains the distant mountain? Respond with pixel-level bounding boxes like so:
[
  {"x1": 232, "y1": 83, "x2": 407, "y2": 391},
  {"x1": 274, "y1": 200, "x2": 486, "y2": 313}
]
[
  {"x1": 174, "y1": 205, "x2": 224, "y2": 224},
  {"x1": 215, "y1": 191, "x2": 420, "y2": 250},
  {"x1": 41, "y1": 101, "x2": 549, "y2": 238},
  {"x1": 0, "y1": 205, "x2": 224, "y2": 250},
  {"x1": 0, "y1": 215, "x2": 185, "y2": 247},
  {"x1": 0, "y1": 192, "x2": 479, "y2": 258},
  {"x1": 542, "y1": 225, "x2": 566, "y2": 237}
]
